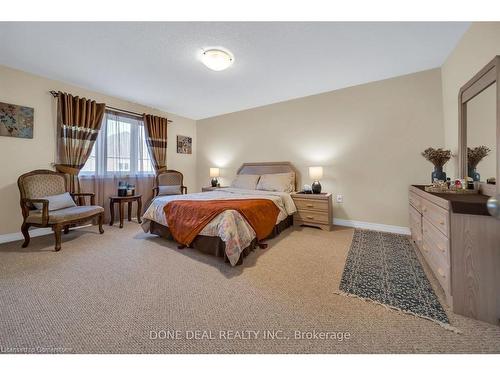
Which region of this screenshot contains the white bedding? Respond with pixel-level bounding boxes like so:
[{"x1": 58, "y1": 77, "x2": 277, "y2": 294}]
[{"x1": 141, "y1": 188, "x2": 296, "y2": 265}]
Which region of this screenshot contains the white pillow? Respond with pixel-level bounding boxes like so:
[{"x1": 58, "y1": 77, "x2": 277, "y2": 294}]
[
  {"x1": 33, "y1": 192, "x2": 77, "y2": 211},
  {"x1": 158, "y1": 185, "x2": 182, "y2": 196},
  {"x1": 256, "y1": 172, "x2": 295, "y2": 193},
  {"x1": 230, "y1": 174, "x2": 260, "y2": 190}
]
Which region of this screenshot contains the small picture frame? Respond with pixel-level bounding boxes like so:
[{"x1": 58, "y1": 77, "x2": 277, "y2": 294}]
[{"x1": 177, "y1": 135, "x2": 192, "y2": 154}]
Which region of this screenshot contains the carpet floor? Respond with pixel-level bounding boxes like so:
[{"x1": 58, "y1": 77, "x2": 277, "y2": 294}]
[{"x1": 0, "y1": 223, "x2": 499, "y2": 354}]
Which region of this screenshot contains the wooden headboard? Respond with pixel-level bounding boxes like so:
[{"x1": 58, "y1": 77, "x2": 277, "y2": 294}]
[{"x1": 236, "y1": 161, "x2": 299, "y2": 191}]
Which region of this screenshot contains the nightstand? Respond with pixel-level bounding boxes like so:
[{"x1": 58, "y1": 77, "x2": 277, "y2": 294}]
[
  {"x1": 201, "y1": 186, "x2": 228, "y2": 192},
  {"x1": 291, "y1": 192, "x2": 332, "y2": 231}
]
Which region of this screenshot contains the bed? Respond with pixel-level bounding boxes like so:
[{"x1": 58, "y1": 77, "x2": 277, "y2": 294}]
[{"x1": 141, "y1": 162, "x2": 299, "y2": 265}]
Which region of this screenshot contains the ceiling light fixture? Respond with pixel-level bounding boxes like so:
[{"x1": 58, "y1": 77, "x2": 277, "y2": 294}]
[{"x1": 200, "y1": 48, "x2": 234, "y2": 71}]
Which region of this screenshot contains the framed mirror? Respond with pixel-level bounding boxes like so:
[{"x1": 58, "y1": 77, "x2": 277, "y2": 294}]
[{"x1": 458, "y1": 56, "x2": 500, "y2": 196}]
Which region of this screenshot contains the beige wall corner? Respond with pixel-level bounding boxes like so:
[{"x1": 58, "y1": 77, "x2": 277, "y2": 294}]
[
  {"x1": 196, "y1": 68, "x2": 444, "y2": 228},
  {"x1": 0, "y1": 65, "x2": 197, "y2": 235},
  {"x1": 441, "y1": 22, "x2": 500, "y2": 177}
]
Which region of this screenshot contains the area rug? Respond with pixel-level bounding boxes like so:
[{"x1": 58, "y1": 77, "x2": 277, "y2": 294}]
[{"x1": 338, "y1": 229, "x2": 456, "y2": 331}]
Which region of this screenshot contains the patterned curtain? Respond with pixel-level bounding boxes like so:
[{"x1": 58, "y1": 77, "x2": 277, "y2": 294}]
[
  {"x1": 55, "y1": 92, "x2": 106, "y2": 193},
  {"x1": 143, "y1": 114, "x2": 168, "y2": 173}
]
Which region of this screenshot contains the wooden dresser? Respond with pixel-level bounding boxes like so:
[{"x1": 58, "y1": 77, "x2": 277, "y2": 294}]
[
  {"x1": 409, "y1": 185, "x2": 500, "y2": 325},
  {"x1": 409, "y1": 186, "x2": 453, "y2": 305},
  {"x1": 291, "y1": 192, "x2": 332, "y2": 231}
]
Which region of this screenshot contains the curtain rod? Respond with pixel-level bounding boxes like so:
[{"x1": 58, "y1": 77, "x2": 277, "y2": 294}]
[{"x1": 49, "y1": 90, "x2": 172, "y2": 123}]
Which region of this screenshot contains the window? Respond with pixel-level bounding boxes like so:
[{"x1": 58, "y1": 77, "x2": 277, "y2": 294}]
[{"x1": 81, "y1": 111, "x2": 154, "y2": 176}]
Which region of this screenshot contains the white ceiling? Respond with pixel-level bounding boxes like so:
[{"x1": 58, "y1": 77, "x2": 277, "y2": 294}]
[{"x1": 0, "y1": 22, "x2": 469, "y2": 119}]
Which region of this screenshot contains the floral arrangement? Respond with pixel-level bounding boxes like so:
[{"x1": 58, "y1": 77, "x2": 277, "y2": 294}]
[
  {"x1": 467, "y1": 146, "x2": 491, "y2": 168},
  {"x1": 421, "y1": 147, "x2": 452, "y2": 168}
]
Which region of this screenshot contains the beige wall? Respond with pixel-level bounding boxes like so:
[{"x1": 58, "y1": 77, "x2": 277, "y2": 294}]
[
  {"x1": 441, "y1": 22, "x2": 500, "y2": 178},
  {"x1": 5, "y1": 21, "x2": 499, "y2": 235},
  {"x1": 0, "y1": 65, "x2": 197, "y2": 235},
  {"x1": 197, "y1": 69, "x2": 444, "y2": 227}
]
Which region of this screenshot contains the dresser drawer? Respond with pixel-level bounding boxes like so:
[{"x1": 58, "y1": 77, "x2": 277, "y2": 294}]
[
  {"x1": 422, "y1": 216, "x2": 450, "y2": 268},
  {"x1": 421, "y1": 199, "x2": 449, "y2": 237},
  {"x1": 434, "y1": 263, "x2": 451, "y2": 298},
  {"x1": 294, "y1": 209, "x2": 330, "y2": 224},
  {"x1": 409, "y1": 191, "x2": 422, "y2": 213},
  {"x1": 409, "y1": 204, "x2": 422, "y2": 245},
  {"x1": 419, "y1": 231, "x2": 433, "y2": 265},
  {"x1": 293, "y1": 198, "x2": 329, "y2": 212},
  {"x1": 422, "y1": 234, "x2": 451, "y2": 296}
]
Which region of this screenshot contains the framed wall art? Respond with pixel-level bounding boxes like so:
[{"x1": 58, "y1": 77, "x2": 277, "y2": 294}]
[
  {"x1": 176, "y1": 135, "x2": 192, "y2": 154},
  {"x1": 0, "y1": 101, "x2": 34, "y2": 139}
]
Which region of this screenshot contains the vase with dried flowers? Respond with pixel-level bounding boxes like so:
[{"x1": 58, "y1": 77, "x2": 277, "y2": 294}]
[
  {"x1": 421, "y1": 147, "x2": 452, "y2": 182},
  {"x1": 467, "y1": 146, "x2": 491, "y2": 182}
]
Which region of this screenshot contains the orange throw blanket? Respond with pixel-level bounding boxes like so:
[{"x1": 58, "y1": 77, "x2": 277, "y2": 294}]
[{"x1": 164, "y1": 199, "x2": 280, "y2": 246}]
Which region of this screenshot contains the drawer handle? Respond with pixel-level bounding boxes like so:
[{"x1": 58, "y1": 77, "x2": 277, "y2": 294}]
[
  {"x1": 306, "y1": 204, "x2": 314, "y2": 207},
  {"x1": 439, "y1": 220, "x2": 445, "y2": 225},
  {"x1": 306, "y1": 215, "x2": 314, "y2": 219},
  {"x1": 437, "y1": 268, "x2": 446, "y2": 278},
  {"x1": 438, "y1": 245, "x2": 445, "y2": 253},
  {"x1": 422, "y1": 245, "x2": 428, "y2": 252}
]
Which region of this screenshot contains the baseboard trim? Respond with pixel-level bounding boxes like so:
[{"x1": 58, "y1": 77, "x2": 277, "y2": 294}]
[
  {"x1": 0, "y1": 225, "x2": 91, "y2": 245},
  {"x1": 0, "y1": 219, "x2": 409, "y2": 244},
  {"x1": 333, "y1": 218, "x2": 410, "y2": 235}
]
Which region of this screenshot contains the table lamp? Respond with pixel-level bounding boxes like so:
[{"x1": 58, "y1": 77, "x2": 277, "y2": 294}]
[
  {"x1": 309, "y1": 166, "x2": 323, "y2": 194},
  {"x1": 210, "y1": 167, "x2": 220, "y2": 187}
]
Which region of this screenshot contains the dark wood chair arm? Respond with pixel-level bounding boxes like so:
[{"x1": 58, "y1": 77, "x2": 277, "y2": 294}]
[
  {"x1": 181, "y1": 186, "x2": 188, "y2": 194},
  {"x1": 22, "y1": 198, "x2": 49, "y2": 226},
  {"x1": 70, "y1": 192, "x2": 95, "y2": 205}
]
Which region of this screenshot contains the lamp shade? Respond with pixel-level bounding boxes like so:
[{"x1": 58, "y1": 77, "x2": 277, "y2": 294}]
[
  {"x1": 309, "y1": 166, "x2": 323, "y2": 180},
  {"x1": 209, "y1": 167, "x2": 220, "y2": 178}
]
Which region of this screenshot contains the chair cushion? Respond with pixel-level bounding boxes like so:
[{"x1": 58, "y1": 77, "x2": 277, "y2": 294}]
[
  {"x1": 158, "y1": 185, "x2": 182, "y2": 196},
  {"x1": 33, "y1": 192, "x2": 77, "y2": 211},
  {"x1": 23, "y1": 174, "x2": 66, "y2": 199},
  {"x1": 158, "y1": 173, "x2": 182, "y2": 186},
  {"x1": 26, "y1": 205, "x2": 104, "y2": 224}
]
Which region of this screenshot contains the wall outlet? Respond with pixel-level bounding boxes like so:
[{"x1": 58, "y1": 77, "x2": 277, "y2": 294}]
[{"x1": 336, "y1": 194, "x2": 344, "y2": 203}]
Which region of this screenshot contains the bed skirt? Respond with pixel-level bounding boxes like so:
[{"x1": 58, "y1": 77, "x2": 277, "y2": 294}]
[{"x1": 148, "y1": 215, "x2": 293, "y2": 265}]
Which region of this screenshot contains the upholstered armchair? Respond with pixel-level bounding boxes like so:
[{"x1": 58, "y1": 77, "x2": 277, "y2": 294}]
[
  {"x1": 17, "y1": 170, "x2": 105, "y2": 251},
  {"x1": 152, "y1": 170, "x2": 187, "y2": 197}
]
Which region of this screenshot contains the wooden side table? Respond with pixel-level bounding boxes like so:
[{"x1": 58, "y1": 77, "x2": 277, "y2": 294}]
[
  {"x1": 290, "y1": 192, "x2": 333, "y2": 231},
  {"x1": 109, "y1": 195, "x2": 142, "y2": 228}
]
